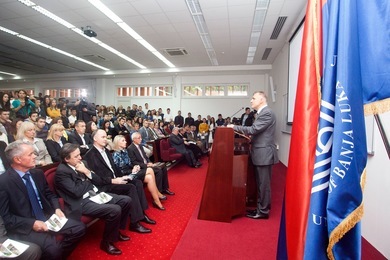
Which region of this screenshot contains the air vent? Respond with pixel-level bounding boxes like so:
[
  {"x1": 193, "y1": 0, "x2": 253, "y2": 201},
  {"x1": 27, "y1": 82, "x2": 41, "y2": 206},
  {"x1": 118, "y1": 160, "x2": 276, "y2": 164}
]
[
  {"x1": 82, "y1": 54, "x2": 107, "y2": 62},
  {"x1": 262, "y1": 48, "x2": 272, "y2": 60},
  {"x1": 164, "y1": 48, "x2": 189, "y2": 56},
  {"x1": 270, "y1": 16, "x2": 287, "y2": 40}
]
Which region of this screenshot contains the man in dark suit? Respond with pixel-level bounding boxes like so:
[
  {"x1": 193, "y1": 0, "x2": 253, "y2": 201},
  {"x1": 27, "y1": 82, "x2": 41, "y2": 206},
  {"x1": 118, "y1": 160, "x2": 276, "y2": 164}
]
[
  {"x1": 0, "y1": 141, "x2": 86, "y2": 259},
  {"x1": 55, "y1": 143, "x2": 131, "y2": 255},
  {"x1": 0, "y1": 215, "x2": 42, "y2": 260},
  {"x1": 84, "y1": 129, "x2": 154, "y2": 233},
  {"x1": 127, "y1": 132, "x2": 175, "y2": 196},
  {"x1": 169, "y1": 127, "x2": 201, "y2": 168},
  {"x1": 240, "y1": 107, "x2": 255, "y2": 126},
  {"x1": 228, "y1": 91, "x2": 279, "y2": 219},
  {"x1": 68, "y1": 120, "x2": 93, "y2": 155},
  {"x1": 174, "y1": 110, "x2": 184, "y2": 127}
]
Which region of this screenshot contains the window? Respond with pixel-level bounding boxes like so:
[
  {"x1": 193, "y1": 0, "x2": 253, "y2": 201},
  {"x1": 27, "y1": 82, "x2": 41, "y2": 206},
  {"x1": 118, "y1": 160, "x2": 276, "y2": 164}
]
[
  {"x1": 117, "y1": 85, "x2": 172, "y2": 97},
  {"x1": 183, "y1": 84, "x2": 249, "y2": 97},
  {"x1": 44, "y1": 88, "x2": 87, "y2": 99},
  {"x1": 183, "y1": 86, "x2": 203, "y2": 96}
]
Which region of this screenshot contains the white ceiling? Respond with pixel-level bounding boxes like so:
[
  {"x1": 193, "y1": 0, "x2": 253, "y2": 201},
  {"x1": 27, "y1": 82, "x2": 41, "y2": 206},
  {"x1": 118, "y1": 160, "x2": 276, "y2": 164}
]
[{"x1": 0, "y1": 0, "x2": 306, "y2": 80}]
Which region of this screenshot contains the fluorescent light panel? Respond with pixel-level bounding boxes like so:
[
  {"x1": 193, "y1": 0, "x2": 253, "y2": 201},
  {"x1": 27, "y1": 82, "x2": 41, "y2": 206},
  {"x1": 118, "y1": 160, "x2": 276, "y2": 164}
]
[
  {"x1": 0, "y1": 71, "x2": 18, "y2": 76},
  {"x1": 0, "y1": 25, "x2": 109, "y2": 71},
  {"x1": 17, "y1": 0, "x2": 146, "y2": 69},
  {"x1": 246, "y1": 0, "x2": 270, "y2": 64},
  {"x1": 88, "y1": 0, "x2": 175, "y2": 68},
  {"x1": 185, "y1": 0, "x2": 218, "y2": 66}
]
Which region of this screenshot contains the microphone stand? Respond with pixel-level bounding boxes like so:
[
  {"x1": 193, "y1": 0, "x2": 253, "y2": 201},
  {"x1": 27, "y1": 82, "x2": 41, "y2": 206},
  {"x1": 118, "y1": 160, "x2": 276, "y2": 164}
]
[{"x1": 230, "y1": 107, "x2": 245, "y2": 118}]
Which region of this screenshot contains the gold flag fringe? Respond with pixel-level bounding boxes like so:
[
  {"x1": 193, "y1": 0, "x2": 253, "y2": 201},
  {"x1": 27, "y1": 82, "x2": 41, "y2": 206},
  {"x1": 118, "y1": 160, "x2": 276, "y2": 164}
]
[
  {"x1": 364, "y1": 98, "x2": 390, "y2": 116},
  {"x1": 326, "y1": 168, "x2": 367, "y2": 260}
]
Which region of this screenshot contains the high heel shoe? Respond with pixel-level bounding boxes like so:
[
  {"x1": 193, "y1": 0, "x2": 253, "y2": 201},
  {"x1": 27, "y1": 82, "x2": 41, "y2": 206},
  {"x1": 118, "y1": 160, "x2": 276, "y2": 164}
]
[
  {"x1": 152, "y1": 201, "x2": 165, "y2": 211},
  {"x1": 159, "y1": 195, "x2": 167, "y2": 201}
]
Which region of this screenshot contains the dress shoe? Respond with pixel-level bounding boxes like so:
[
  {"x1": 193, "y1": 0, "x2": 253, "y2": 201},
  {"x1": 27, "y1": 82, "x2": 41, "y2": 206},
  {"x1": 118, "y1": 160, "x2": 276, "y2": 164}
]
[
  {"x1": 152, "y1": 201, "x2": 166, "y2": 211},
  {"x1": 163, "y1": 189, "x2": 175, "y2": 195},
  {"x1": 129, "y1": 222, "x2": 152, "y2": 233},
  {"x1": 100, "y1": 241, "x2": 122, "y2": 255},
  {"x1": 246, "y1": 212, "x2": 269, "y2": 219},
  {"x1": 141, "y1": 214, "x2": 156, "y2": 225},
  {"x1": 118, "y1": 232, "x2": 130, "y2": 241},
  {"x1": 246, "y1": 209, "x2": 257, "y2": 215},
  {"x1": 159, "y1": 195, "x2": 167, "y2": 201}
]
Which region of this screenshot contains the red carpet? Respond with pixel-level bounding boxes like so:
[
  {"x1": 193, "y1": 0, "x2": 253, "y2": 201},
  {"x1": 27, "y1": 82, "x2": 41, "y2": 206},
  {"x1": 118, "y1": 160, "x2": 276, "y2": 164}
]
[
  {"x1": 172, "y1": 163, "x2": 287, "y2": 259},
  {"x1": 69, "y1": 158, "x2": 207, "y2": 259}
]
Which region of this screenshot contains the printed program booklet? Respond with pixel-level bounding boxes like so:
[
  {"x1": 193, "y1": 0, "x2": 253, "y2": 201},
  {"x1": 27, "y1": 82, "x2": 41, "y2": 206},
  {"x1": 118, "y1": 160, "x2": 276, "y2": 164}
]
[
  {"x1": 0, "y1": 239, "x2": 29, "y2": 258},
  {"x1": 89, "y1": 192, "x2": 113, "y2": 204},
  {"x1": 45, "y1": 214, "x2": 68, "y2": 232}
]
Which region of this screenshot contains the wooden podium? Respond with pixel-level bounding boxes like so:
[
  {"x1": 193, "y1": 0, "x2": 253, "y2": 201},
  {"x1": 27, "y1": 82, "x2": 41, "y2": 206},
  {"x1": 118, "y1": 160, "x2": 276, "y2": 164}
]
[{"x1": 198, "y1": 127, "x2": 248, "y2": 222}]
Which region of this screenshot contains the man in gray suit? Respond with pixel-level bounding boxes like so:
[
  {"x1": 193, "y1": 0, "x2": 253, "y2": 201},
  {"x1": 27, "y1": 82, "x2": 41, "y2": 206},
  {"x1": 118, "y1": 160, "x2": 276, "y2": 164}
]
[{"x1": 228, "y1": 91, "x2": 278, "y2": 219}]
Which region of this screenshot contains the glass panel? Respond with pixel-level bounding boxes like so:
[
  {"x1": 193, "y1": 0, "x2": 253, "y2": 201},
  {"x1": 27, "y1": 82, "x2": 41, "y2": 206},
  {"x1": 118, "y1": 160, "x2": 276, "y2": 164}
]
[
  {"x1": 205, "y1": 85, "x2": 224, "y2": 96},
  {"x1": 227, "y1": 84, "x2": 248, "y2": 96},
  {"x1": 183, "y1": 86, "x2": 203, "y2": 96},
  {"x1": 154, "y1": 86, "x2": 172, "y2": 96}
]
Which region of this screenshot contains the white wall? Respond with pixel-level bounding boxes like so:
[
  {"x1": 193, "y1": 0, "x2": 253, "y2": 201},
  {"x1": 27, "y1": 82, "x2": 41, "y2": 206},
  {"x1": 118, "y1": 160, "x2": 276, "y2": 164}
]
[
  {"x1": 95, "y1": 74, "x2": 265, "y2": 119},
  {"x1": 271, "y1": 41, "x2": 390, "y2": 258}
]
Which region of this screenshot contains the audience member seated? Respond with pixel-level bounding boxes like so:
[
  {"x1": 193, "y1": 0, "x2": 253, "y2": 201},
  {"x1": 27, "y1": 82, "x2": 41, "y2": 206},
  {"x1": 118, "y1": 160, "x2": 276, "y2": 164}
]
[
  {"x1": 17, "y1": 121, "x2": 52, "y2": 166},
  {"x1": 187, "y1": 125, "x2": 207, "y2": 153},
  {"x1": 55, "y1": 143, "x2": 131, "y2": 255},
  {"x1": 86, "y1": 121, "x2": 98, "y2": 135},
  {"x1": 0, "y1": 215, "x2": 42, "y2": 260},
  {"x1": 68, "y1": 120, "x2": 93, "y2": 156},
  {"x1": 45, "y1": 124, "x2": 69, "y2": 162},
  {"x1": 68, "y1": 108, "x2": 78, "y2": 128},
  {"x1": 0, "y1": 109, "x2": 12, "y2": 136},
  {"x1": 113, "y1": 116, "x2": 129, "y2": 139},
  {"x1": 0, "y1": 141, "x2": 9, "y2": 174},
  {"x1": 84, "y1": 129, "x2": 155, "y2": 233},
  {"x1": 112, "y1": 135, "x2": 166, "y2": 210},
  {"x1": 60, "y1": 108, "x2": 70, "y2": 129},
  {"x1": 133, "y1": 121, "x2": 153, "y2": 157},
  {"x1": 151, "y1": 121, "x2": 165, "y2": 139},
  {"x1": 180, "y1": 126, "x2": 203, "y2": 159},
  {"x1": 0, "y1": 141, "x2": 86, "y2": 259},
  {"x1": 35, "y1": 117, "x2": 49, "y2": 141},
  {"x1": 25, "y1": 111, "x2": 38, "y2": 124},
  {"x1": 128, "y1": 132, "x2": 175, "y2": 196},
  {"x1": 169, "y1": 127, "x2": 201, "y2": 168}
]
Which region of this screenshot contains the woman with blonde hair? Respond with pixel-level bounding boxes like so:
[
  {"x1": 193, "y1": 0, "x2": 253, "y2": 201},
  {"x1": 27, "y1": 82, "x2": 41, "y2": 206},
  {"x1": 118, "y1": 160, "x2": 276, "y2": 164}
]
[
  {"x1": 45, "y1": 124, "x2": 68, "y2": 162},
  {"x1": 17, "y1": 121, "x2": 52, "y2": 166},
  {"x1": 112, "y1": 135, "x2": 166, "y2": 210}
]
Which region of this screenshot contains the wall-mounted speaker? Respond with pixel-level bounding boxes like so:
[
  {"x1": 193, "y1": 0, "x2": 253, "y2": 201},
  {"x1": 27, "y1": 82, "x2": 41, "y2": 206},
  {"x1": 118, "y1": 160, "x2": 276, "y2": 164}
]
[{"x1": 269, "y1": 76, "x2": 276, "y2": 103}]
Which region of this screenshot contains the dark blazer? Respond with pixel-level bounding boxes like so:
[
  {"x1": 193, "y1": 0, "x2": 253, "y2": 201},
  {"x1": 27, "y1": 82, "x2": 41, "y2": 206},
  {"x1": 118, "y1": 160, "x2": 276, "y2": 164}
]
[
  {"x1": 240, "y1": 112, "x2": 254, "y2": 126},
  {"x1": 0, "y1": 168, "x2": 60, "y2": 235},
  {"x1": 68, "y1": 131, "x2": 93, "y2": 155},
  {"x1": 84, "y1": 146, "x2": 124, "y2": 187},
  {"x1": 234, "y1": 106, "x2": 279, "y2": 166},
  {"x1": 127, "y1": 143, "x2": 150, "y2": 168},
  {"x1": 45, "y1": 137, "x2": 68, "y2": 162},
  {"x1": 169, "y1": 134, "x2": 187, "y2": 154},
  {"x1": 54, "y1": 161, "x2": 105, "y2": 220}
]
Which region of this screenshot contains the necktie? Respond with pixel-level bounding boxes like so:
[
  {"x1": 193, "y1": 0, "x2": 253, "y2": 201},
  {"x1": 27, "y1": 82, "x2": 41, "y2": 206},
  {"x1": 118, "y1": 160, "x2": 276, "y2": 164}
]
[
  {"x1": 22, "y1": 173, "x2": 46, "y2": 221},
  {"x1": 137, "y1": 145, "x2": 148, "y2": 164}
]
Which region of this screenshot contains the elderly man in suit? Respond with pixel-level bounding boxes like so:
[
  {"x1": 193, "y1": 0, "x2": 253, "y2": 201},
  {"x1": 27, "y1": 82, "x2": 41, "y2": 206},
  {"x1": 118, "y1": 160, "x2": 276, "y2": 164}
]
[
  {"x1": 0, "y1": 141, "x2": 86, "y2": 259},
  {"x1": 228, "y1": 91, "x2": 279, "y2": 219},
  {"x1": 169, "y1": 127, "x2": 201, "y2": 168},
  {"x1": 55, "y1": 143, "x2": 131, "y2": 255},
  {"x1": 68, "y1": 120, "x2": 93, "y2": 155},
  {"x1": 84, "y1": 129, "x2": 154, "y2": 233},
  {"x1": 127, "y1": 132, "x2": 175, "y2": 196}
]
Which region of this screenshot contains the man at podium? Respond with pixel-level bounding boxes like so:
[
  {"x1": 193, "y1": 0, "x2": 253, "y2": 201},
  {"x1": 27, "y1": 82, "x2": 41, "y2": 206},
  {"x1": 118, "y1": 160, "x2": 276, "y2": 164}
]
[{"x1": 227, "y1": 91, "x2": 278, "y2": 219}]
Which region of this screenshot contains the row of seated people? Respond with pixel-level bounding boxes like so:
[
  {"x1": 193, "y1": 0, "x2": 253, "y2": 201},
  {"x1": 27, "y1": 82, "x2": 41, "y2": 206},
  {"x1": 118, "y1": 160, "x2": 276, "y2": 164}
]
[{"x1": 0, "y1": 129, "x2": 175, "y2": 257}]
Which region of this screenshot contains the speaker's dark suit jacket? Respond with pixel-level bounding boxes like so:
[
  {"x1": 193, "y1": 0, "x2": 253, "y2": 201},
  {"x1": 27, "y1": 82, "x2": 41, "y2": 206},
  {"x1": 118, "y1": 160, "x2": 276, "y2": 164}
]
[
  {"x1": 127, "y1": 143, "x2": 169, "y2": 191},
  {"x1": 84, "y1": 146, "x2": 147, "y2": 222},
  {"x1": 68, "y1": 131, "x2": 93, "y2": 155}
]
